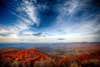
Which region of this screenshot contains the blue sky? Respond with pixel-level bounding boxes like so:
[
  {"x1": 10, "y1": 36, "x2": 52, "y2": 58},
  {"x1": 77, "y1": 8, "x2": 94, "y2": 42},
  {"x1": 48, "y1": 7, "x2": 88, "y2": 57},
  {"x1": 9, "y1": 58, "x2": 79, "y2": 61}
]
[{"x1": 0, "y1": 0, "x2": 100, "y2": 42}]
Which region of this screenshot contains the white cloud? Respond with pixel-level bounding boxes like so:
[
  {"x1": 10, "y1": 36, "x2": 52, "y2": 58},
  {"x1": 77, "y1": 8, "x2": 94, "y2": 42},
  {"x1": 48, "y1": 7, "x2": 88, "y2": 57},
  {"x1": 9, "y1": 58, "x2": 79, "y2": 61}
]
[
  {"x1": 0, "y1": 0, "x2": 100, "y2": 42},
  {"x1": 0, "y1": 0, "x2": 40, "y2": 36},
  {"x1": 23, "y1": 0, "x2": 39, "y2": 24}
]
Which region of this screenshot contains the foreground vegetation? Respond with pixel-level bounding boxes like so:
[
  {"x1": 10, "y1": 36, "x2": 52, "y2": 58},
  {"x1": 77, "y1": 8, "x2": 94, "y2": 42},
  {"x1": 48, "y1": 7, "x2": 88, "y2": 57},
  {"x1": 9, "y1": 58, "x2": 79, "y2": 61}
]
[{"x1": 0, "y1": 43, "x2": 100, "y2": 67}]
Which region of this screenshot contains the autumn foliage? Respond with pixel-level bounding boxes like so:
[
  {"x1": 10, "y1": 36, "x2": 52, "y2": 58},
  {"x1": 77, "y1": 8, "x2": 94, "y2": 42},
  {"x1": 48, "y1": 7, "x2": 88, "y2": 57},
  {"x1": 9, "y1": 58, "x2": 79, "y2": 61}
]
[{"x1": 0, "y1": 47, "x2": 100, "y2": 67}]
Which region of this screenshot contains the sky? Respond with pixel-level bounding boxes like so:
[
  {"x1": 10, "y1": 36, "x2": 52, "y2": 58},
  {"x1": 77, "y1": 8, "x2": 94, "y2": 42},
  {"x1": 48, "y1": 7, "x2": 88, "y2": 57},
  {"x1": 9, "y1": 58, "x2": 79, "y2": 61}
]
[{"x1": 0, "y1": 0, "x2": 100, "y2": 42}]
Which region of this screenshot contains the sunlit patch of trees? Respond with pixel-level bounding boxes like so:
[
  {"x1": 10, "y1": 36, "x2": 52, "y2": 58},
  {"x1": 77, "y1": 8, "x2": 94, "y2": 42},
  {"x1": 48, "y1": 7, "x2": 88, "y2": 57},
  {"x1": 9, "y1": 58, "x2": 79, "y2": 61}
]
[{"x1": 0, "y1": 48, "x2": 100, "y2": 67}]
